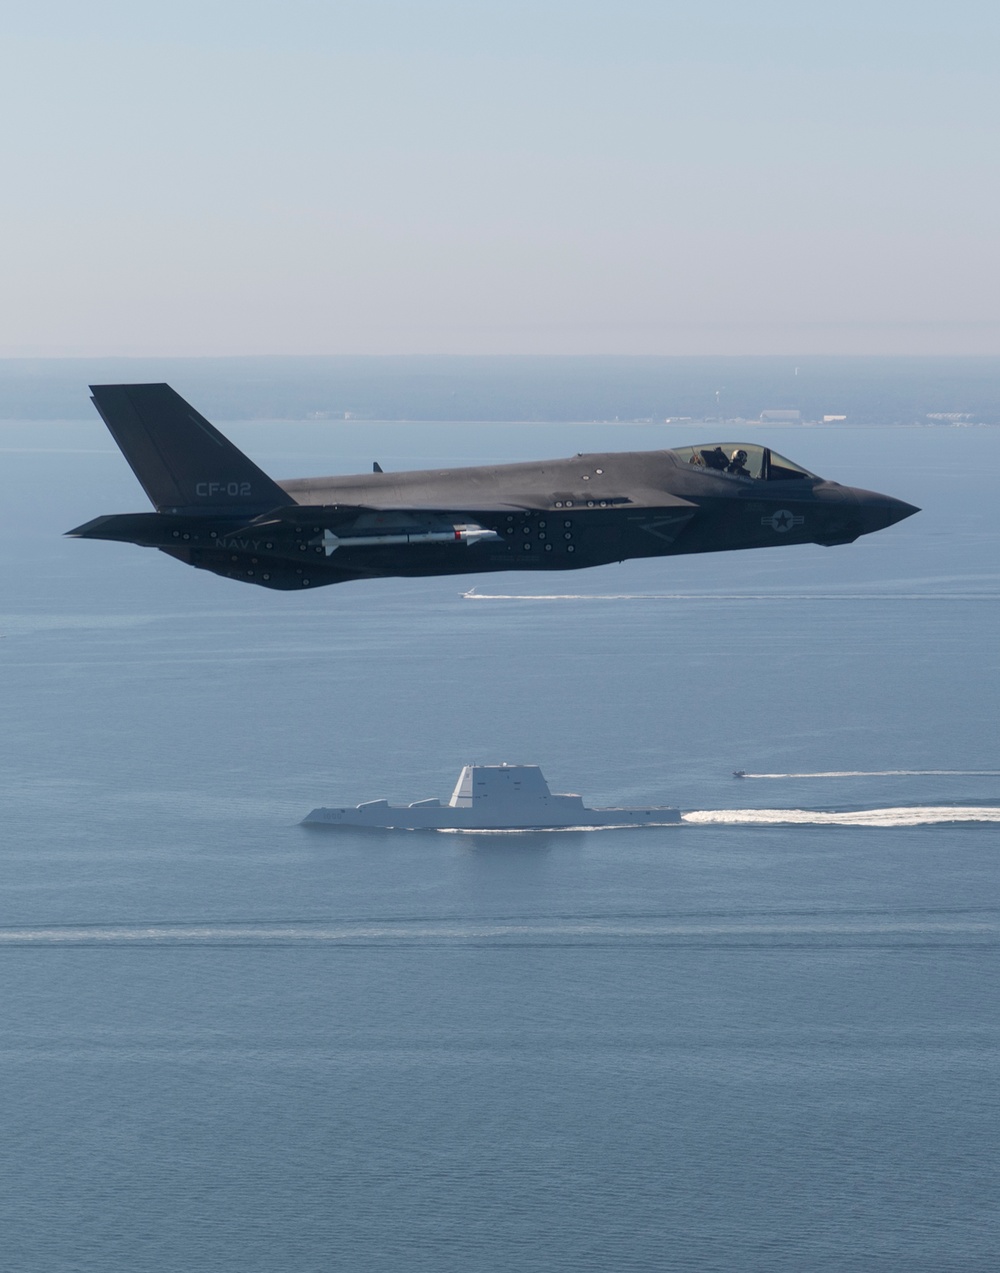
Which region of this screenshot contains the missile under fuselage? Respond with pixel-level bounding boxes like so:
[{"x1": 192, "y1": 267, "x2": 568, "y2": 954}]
[{"x1": 319, "y1": 525, "x2": 501, "y2": 554}]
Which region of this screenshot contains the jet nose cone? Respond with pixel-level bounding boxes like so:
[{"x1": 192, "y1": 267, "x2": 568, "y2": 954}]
[
  {"x1": 854, "y1": 489, "x2": 920, "y2": 533},
  {"x1": 886, "y1": 497, "x2": 921, "y2": 527}
]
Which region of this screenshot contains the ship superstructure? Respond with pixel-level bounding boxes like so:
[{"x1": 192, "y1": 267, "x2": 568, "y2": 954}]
[{"x1": 303, "y1": 764, "x2": 681, "y2": 831}]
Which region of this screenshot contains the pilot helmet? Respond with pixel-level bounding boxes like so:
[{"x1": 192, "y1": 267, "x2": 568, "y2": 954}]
[{"x1": 731, "y1": 448, "x2": 748, "y2": 464}]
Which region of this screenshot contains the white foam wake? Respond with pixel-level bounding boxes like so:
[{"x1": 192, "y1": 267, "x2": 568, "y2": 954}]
[
  {"x1": 461, "y1": 590, "x2": 1000, "y2": 602},
  {"x1": 0, "y1": 915, "x2": 994, "y2": 945},
  {"x1": 683, "y1": 806, "x2": 1000, "y2": 827},
  {"x1": 737, "y1": 770, "x2": 1000, "y2": 778}
]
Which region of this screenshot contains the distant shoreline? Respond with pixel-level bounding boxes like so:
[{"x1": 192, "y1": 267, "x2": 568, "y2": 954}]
[{"x1": 4, "y1": 354, "x2": 1000, "y2": 424}]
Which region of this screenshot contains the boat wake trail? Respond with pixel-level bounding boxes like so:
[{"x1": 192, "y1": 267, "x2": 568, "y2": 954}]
[
  {"x1": 736, "y1": 770, "x2": 1000, "y2": 779},
  {"x1": 683, "y1": 806, "x2": 1000, "y2": 827},
  {"x1": 461, "y1": 589, "x2": 1000, "y2": 602},
  {"x1": 3, "y1": 914, "x2": 995, "y2": 946}
]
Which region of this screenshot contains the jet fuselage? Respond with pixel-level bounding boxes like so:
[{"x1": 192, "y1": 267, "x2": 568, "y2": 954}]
[{"x1": 68, "y1": 385, "x2": 918, "y2": 591}]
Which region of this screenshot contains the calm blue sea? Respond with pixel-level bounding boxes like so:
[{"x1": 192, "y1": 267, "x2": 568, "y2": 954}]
[{"x1": 1, "y1": 416, "x2": 998, "y2": 1271}]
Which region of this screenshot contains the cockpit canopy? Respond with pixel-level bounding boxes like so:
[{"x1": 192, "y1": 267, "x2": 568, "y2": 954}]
[{"x1": 672, "y1": 443, "x2": 817, "y2": 483}]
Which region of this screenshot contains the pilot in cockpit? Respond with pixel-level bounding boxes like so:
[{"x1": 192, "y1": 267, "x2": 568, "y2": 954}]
[{"x1": 727, "y1": 448, "x2": 750, "y2": 477}]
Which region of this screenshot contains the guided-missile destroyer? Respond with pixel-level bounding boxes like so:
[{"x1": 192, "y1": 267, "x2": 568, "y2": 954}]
[{"x1": 302, "y1": 764, "x2": 682, "y2": 831}]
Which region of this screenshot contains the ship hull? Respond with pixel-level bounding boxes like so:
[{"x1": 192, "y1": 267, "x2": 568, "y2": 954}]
[{"x1": 302, "y1": 805, "x2": 681, "y2": 831}]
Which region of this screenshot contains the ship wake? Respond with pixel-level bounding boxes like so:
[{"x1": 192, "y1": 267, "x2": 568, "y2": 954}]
[
  {"x1": 733, "y1": 770, "x2": 1000, "y2": 778},
  {"x1": 461, "y1": 589, "x2": 1000, "y2": 602},
  {"x1": 682, "y1": 806, "x2": 1000, "y2": 827}
]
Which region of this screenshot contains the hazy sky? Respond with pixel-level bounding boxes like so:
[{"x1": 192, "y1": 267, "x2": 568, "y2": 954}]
[{"x1": 3, "y1": 0, "x2": 998, "y2": 356}]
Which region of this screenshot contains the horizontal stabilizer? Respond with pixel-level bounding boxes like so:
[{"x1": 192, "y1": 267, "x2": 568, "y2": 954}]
[
  {"x1": 65, "y1": 511, "x2": 232, "y2": 545},
  {"x1": 90, "y1": 383, "x2": 291, "y2": 514}
]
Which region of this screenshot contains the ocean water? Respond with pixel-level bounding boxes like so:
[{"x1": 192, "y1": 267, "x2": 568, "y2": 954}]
[{"x1": 1, "y1": 416, "x2": 998, "y2": 1271}]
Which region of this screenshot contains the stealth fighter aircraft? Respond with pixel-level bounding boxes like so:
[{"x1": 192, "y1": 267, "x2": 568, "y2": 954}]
[{"x1": 68, "y1": 383, "x2": 918, "y2": 591}]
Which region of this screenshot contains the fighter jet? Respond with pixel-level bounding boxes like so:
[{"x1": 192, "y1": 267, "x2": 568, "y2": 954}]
[{"x1": 67, "y1": 383, "x2": 918, "y2": 591}]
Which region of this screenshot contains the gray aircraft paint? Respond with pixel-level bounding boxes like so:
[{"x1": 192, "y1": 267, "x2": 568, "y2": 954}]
[{"x1": 68, "y1": 384, "x2": 919, "y2": 591}]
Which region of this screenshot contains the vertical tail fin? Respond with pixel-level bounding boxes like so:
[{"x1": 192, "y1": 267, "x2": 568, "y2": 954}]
[{"x1": 89, "y1": 383, "x2": 291, "y2": 513}]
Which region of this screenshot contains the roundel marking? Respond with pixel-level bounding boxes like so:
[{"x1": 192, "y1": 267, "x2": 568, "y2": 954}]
[{"x1": 762, "y1": 509, "x2": 804, "y2": 533}]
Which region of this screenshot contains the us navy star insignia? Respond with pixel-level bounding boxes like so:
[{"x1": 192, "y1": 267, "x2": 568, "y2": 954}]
[{"x1": 762, "y1": 509, "x2": 804, "y2": 533}]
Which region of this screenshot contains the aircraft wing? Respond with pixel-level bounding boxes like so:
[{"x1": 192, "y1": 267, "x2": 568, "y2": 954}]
[
  {"x1": 68, "y1": 490, "x2": 700, "y2": 562},
  {"x1": 66, "y1": 504, "x2": 506, "y2": 554}
]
